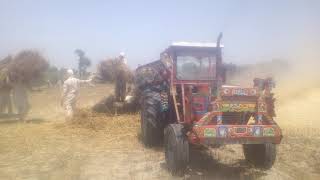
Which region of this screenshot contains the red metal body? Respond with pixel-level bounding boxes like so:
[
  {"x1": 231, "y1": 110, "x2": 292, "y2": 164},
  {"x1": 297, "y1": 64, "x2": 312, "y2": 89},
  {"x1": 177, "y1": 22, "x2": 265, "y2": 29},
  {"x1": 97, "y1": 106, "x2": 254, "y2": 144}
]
[{"x1": 164, "y1": 41, "x2": 282, "y2": 146}]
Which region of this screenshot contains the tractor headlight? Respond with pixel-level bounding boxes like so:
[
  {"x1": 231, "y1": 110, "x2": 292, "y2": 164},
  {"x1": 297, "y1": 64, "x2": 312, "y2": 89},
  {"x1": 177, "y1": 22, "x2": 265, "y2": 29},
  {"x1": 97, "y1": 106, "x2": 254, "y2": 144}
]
[
  {"x1": 263, "y1": 127, "x2": 275, "y2": 137},
  {"x1": 218, "y1": 126, "x2": 228, "y2": 137},
  {"x1": 253, "y1": 126, "x2": 262, "y2": 137}
]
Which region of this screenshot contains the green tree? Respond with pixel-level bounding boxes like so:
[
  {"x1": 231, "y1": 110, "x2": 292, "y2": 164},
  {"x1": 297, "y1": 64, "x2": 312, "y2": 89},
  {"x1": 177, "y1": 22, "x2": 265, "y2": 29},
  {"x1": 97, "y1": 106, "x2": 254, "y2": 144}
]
[{"x1": 74, "y1": 49, "x2": 91, "y2": 79}]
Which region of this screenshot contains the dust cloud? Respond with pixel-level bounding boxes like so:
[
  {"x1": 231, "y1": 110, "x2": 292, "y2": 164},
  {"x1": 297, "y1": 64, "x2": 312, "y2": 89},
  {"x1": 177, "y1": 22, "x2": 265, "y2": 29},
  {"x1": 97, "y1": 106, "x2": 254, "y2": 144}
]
[
  {"x1": 1, "y1": 46, "x2": 320, "y2": 179},
  {"x1": 228, "y1": 47, "x2": 320, "y2": 131}
]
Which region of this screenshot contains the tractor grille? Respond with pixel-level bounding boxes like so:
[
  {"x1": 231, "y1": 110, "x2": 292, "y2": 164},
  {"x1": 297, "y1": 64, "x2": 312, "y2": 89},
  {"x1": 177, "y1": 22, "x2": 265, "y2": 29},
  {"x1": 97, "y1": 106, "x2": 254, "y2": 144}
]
[
  {"x1": 222, "y1": 96, "x2": 257, "y2": 102},
  {"x1": 222, "y1": 112, "x2": 252, "y2": 125},
  {"x1": 222, "y1": 112, "x2": 242, "y2": 124}
]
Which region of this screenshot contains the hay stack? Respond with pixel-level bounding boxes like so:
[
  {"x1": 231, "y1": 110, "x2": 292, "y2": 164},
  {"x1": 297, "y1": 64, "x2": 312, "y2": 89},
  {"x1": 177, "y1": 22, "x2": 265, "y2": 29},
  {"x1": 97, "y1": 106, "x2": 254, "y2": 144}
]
[
  {"x1": 0, "y1": 50, "x2": 49, "y2": 87},
  {"x1": 96, "y1": 58, "x2": 133, "y2": 83},
  {"x1": 96, "y1": 58, "x2": 116, "y2": 82},
  {"x1": 9, "y1": 50, "x2": 49, "y2": 83}
]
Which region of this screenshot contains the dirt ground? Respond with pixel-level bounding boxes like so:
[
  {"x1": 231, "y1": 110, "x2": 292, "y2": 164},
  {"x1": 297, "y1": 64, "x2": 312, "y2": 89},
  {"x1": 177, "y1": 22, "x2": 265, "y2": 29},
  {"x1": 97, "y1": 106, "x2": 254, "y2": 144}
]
[{"x1": 0, "y1": 83, "x2": 319, "y2": 180}]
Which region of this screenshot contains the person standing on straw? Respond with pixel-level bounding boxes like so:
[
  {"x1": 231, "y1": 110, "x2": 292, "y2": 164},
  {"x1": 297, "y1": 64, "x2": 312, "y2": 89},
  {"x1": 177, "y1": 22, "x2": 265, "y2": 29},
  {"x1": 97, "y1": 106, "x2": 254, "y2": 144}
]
[
  {"x1": 12, "y1": 82, "x2": 29, "y2": 121},
  {"x1": 0, "y1": 86, "x2": 13, "y2": 115},
  {"x1": 0, "y1": 69, "x2": 13, "y2": 115},
  {"x1": 61, "y1": 69, "x2": 93, "y2": 120},
  {"x1": 115, "y1": 52, "x2": 128, "y2": 102}
]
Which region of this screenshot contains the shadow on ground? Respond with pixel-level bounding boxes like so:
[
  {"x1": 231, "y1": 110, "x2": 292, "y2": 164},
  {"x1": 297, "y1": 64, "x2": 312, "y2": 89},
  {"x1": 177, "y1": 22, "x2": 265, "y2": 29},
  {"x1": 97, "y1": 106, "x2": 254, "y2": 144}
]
[
  {"x1": 158, "y1": 146, "x2": 268, "y2": 180},
  {"x1": 185, "y1": 148, "x2": 267, "y2": 180},
  {"x1": 137, "y1": 129, "x2": 268, "y2": 179}
]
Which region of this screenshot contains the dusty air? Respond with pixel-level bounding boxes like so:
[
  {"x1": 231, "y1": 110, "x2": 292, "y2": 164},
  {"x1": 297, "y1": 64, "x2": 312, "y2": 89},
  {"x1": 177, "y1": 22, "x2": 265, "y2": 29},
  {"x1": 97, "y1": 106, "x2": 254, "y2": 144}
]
[{"x1": 0, "y1": 1, "x2": 319, "y2": 180}]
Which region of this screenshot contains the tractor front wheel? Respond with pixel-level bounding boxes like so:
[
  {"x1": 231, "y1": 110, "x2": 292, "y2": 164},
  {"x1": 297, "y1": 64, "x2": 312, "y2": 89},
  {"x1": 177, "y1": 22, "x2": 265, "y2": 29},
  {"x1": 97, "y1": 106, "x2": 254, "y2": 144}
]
[
  {"x1": 140, "y1": 91, "x2": 162, "y2": 146},
  {"x1": 164, "y1": 124, "x2": 189, "y2": 175},
  {"x1": 243, "y1": 143, "x2": 276, "y2": 169}
]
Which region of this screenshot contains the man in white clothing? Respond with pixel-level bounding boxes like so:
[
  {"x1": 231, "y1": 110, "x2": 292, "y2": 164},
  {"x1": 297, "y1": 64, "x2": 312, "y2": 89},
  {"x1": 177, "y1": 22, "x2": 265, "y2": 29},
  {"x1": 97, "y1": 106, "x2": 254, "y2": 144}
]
[
  {"x1": 61, "y1": 69, "x2": 93, "y2": 119},
  {"x1": 119, "y1": 52, "x2": 127, "y2": 65}
]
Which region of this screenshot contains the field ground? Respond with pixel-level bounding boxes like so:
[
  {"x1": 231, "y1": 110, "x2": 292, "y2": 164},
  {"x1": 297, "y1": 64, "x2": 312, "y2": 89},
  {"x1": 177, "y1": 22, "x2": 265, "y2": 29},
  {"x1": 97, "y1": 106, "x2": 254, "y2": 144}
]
[{"x1": 0, "y1": 84, "x2": 319, "y2": 180}]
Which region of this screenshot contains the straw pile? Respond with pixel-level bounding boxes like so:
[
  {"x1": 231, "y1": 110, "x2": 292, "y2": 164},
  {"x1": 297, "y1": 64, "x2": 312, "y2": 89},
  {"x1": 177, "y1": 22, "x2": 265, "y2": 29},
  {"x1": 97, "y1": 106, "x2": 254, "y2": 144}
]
[
  {"x1": 71, "y1": 108, "x2": 140, "y2": 133},
  {"x1": 92, "y1": 94, "x2": 140, "y2": 114},
  {"x1": 96, "y1": 58, "x2": 133, "y2": 83},
  {"x1": 92, "y1": 95, "x2": 116, "y2": 114},
  {"x1": 0, "y1": 50, "x2": 49, "y2": 86},
  {"x1": 71, "y1": 108, "x2": 108, "y2": 130}
]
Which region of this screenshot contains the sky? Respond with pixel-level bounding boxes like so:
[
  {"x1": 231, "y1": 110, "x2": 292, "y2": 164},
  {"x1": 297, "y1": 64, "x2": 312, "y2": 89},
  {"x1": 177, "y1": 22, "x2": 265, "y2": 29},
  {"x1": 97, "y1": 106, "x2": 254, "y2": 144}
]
[{"x1": 0, "y1": 0, "x2": 319, "y2": 70}]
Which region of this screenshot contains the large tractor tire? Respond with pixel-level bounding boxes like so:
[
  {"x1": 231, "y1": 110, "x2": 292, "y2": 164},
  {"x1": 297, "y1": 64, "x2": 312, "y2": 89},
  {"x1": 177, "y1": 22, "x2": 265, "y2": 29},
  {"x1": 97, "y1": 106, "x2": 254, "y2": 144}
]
[
  {"x1": 243, "y1": 143, "x2": 276, "y2": 169},
  {"x1": 141, "y1": 91, "x2": 162, "y2": 146},
  {"x1": 164, "y1": 124, "x2": 189, "y2": 175}
]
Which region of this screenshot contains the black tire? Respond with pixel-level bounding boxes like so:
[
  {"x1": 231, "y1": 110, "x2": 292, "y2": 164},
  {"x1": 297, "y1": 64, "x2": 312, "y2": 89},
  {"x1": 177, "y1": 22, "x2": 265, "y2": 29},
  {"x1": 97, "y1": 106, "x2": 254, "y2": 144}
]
[
  {"x1": 164, "y1": 124, "x2": 189, "y2": 175},
  {"x1": 140, "y1": 91, "x2": 162, "y2": 146},
  {"x1": 243, "y1": 143, "x2": 277, "y2": 169}
]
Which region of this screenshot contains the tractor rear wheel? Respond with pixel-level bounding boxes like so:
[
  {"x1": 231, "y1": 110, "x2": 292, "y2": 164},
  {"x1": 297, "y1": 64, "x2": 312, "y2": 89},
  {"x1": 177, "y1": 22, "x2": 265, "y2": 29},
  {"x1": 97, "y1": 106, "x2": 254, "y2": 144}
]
[
  {"x1": 164, "y1": 124, "x2": 189, "y2": 175},
  {"x1": 243, "y1": 143, "x2": 276, "y2": 169},
  {"x1": 141, "y1": 91, "x2": 162, "y2": 146}
]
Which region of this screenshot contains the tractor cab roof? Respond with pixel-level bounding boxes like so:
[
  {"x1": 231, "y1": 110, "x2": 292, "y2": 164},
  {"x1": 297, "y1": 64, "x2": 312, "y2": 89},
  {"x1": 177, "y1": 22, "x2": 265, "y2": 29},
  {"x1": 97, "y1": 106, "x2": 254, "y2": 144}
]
[
  {"x1": 164, "y1": 42, "x2": 223, "y2": 55},
  {"x1": 171, "y1": 42, "x2": 224, "y2": 48}
]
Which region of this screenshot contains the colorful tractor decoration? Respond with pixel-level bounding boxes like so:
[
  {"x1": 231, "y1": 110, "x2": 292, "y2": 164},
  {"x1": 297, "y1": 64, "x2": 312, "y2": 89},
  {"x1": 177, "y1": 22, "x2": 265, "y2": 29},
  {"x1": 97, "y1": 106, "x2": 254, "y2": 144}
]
[{"x1": 135, "y1": 33, "x2": 282, "y2": 174}]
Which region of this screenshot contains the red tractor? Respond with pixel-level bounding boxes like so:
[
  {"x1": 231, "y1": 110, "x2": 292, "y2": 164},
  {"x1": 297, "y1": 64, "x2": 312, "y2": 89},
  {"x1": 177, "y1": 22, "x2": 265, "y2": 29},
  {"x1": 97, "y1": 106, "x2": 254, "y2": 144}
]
[{"x1": 135, "y1": 33, "x2": 282, "y2": 174}]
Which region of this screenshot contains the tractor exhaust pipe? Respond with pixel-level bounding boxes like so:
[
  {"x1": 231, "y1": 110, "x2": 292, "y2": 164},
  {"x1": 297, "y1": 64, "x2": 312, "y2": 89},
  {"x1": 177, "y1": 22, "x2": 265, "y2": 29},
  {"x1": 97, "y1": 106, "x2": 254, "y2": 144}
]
[
  {"x1": 216, "y1": 32, "x2": 224, "y2": 82},
  {"x1": 217, "y1": 32, "x2": 223, "y2": 48}
]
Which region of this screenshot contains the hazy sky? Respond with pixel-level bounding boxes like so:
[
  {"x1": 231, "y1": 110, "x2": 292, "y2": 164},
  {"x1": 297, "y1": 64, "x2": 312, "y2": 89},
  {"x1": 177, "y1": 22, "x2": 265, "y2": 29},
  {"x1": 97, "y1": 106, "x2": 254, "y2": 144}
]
[{"x1": 0, "y1": 0, "x2": 319, "y2": 69}]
